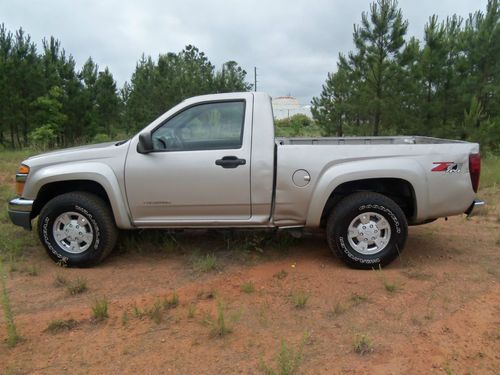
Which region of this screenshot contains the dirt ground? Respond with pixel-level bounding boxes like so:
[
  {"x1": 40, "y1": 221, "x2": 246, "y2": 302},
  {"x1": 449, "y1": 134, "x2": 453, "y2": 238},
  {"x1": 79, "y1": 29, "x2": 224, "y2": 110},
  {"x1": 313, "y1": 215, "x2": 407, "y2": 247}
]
[{"x1": 1, "y1": 196, "x2": 499, "y2": 374}]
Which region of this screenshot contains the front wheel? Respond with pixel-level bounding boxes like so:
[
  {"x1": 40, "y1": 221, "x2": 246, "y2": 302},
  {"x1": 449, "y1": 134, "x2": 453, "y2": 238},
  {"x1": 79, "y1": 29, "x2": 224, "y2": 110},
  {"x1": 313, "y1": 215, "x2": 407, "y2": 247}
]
[
  {"x1": 38, "y1": 192, "x2": 117, "y2": 267},
  {"x1": 326, "y1": 192, "x2": 408, "y2": 269}
]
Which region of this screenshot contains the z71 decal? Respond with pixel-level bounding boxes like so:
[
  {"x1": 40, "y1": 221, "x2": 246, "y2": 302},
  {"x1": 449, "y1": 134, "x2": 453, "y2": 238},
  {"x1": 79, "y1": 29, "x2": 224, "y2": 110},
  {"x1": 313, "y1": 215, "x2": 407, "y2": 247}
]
[{"x1": 431, "y1": 162, "x2": 462, "y2": 173}]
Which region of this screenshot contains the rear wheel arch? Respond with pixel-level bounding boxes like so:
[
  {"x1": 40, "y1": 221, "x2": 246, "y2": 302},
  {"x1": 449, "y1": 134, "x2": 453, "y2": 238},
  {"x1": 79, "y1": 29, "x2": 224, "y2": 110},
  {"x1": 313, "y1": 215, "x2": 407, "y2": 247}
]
[{"x1": 319, "y1": 178, "x2": 417, "y2": 228}]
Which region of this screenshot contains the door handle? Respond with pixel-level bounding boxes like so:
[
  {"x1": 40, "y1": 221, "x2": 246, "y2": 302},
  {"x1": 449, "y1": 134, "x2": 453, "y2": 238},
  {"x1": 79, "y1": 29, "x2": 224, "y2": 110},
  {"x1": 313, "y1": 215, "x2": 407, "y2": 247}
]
[{"x1": 215, "y1": 156, "x2": 246, "y2": 169}]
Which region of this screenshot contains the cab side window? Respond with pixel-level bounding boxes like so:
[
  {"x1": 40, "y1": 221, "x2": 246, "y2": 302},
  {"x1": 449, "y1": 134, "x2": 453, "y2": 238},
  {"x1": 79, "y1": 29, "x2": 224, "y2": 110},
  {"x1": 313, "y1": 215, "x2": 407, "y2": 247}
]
[{"x1": 152, "y1": 101, "x2": 245, "y2": 151}]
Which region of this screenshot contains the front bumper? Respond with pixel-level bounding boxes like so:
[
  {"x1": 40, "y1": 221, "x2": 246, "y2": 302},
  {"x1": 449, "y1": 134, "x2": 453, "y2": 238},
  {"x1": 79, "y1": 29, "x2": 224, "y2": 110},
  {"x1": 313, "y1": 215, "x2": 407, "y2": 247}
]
[
  {"x1": 465, "y1": 199, "x2": 486, "y2": 218},
  {"x1": 8, "y1": 197, "x2": 34, "y2": 230}
]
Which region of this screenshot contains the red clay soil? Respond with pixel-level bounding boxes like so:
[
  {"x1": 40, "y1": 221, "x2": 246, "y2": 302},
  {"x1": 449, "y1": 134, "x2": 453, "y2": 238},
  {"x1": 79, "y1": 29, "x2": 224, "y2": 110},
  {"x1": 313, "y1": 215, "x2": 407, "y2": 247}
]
[{"x1": 1, "y1": 211, "x2": 499, "y2": 374}]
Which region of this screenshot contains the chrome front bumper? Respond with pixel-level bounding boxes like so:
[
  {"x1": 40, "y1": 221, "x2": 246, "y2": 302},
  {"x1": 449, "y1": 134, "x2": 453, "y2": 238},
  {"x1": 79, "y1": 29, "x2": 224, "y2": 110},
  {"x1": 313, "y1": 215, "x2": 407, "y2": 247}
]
[
  {"x1": 465, "y1": 199, "x2": 486, "y2": 218},
  {"x1": 8, "y1": 197, "x2": 34, "y2": 230}
]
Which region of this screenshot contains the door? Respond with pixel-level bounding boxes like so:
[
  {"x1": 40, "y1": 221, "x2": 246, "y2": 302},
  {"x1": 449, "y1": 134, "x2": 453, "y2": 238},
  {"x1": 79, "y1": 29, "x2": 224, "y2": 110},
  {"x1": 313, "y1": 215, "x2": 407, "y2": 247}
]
[{"x1": 124, "y1": 99, "x2": 252, "y2": 224}]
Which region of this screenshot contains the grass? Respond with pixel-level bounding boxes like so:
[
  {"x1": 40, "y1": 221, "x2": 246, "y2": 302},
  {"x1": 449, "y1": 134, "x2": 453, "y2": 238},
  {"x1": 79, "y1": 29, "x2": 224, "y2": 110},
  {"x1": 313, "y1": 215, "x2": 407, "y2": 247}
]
[
  {"x1": 118, "y1": 230, "x2": 181, "y2": 255},
  {"x1": 325, "y1": 302, "x2": 347, "y2": 319},
  {"x1": 0, "y1": 259, "x2": 22, "y2": 347},
  {"x1": 91, "y1": 297, "x2": 109, "y2": 322},
  {"x1": 221, "y1": 230, "x2": 298, "y2": 254},
  {"x1": 240, "y1": 281, "x2": 255, "y2": 294},
  {"x1": 325, "y1": 293, "x2": 368, "y2": 319},
  {"x1": 122, "y1": 311, "x2": 129, "y2": 326},
  {"x1": 132, "y1": 304, "x2": 144, "y2": 318},
  {"x1": 261, "y1": 332, "x2": 310, "y2": 375},
  {"x1": 54, "y1": 274, "x2": 68, "y2": 287},
  {"x1": 130, "y1": 292, "x2": 179, "y2": 324},
  {"x1": 353, "y1": 334, "x2": 374, "y2": 355},
  {"x1": 46, "y1": 319, "x2": 78, "y2": 333},
  {"x1": 66, "y1": 277, "x2": 88, "y2": 295},
  {"x1": 350, "y1": 293, "x2": 368, "y2": 305},
  {"x1": 0, "y1": 151, "x2": 37, "y2": 267},
  {"x1": 401, "y1": 268, "x2": 433, "y2": 281},
  {"x1": 443, "y1": 363, "x2": 455, "y2": 375},
  {"x1": 481, "y1": 155, "x2": 500, "y2": 188},
  {"x1": 274, "y1": 270, "x2": 288, "y2": 280},
  {"x1": 163, "y1": 292, "x2": 179, "y2": 309},
  {"x1": 192, "y1": 253, "x2": 218, "y2": 273},
  {"x1": 375, "y1": 265, "x2": 399, "y2": 293},
  {"x1": 147, "y1": 300, "x2": 165, "y2": 324},
  {"x1": 197, "y1": 289, "x2": 216, "y2": 300},
  {"x1": 187, "y1": 304, "x2": 196, "y2": 318},
  {"x1": 24, "y1": 264, "x2": 39, "y2": 276},
  {"x1": 290, "y1": 291, "x2": 309, "y2": 309},
  {"x1": 204, "y1": 301, "x2": 232, "y2": 338}
]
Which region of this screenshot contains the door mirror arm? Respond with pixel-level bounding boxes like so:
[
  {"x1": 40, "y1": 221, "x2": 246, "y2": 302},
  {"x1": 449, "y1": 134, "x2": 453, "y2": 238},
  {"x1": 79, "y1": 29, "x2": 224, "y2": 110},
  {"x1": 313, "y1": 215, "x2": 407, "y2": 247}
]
[{"x1": 137, "y1": 132, "x2": 154, "y2": 154}]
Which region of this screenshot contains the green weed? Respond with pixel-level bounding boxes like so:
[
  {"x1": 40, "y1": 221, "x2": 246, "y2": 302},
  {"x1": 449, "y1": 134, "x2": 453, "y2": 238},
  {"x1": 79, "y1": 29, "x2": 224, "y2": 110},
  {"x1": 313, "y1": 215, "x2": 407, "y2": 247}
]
[
  {"x1": 291, "y1": 291, "x2": 309, "y2": 309},
  {"x1": 273, "y1": 270, "x2": 288, "y2": 280},
  {"x1": 326, "y1": 302, "x2": 347, "y2": 319},
  {"x1": 353, "y1": 334, "x2": 374, "y2": 355},
  {"x1": 241, "y1": 281, "x2": 255, "y2": 294},
  {"x1": 205, "y1": 301, "x2": 232, "y2": 338},
  {"x1": 24, "y1": 264, "x2": 39, "y2": 276},
  {"x1": 163, "y1": 292, "x2": 179, "y2": 309},
  {"x1": 54, "y1": 274, "x2": 68, "y2": 287},
  {"x1": 122, "y1": 311, "x2": 129, "y2": 326},
  {"x1": 375, "y1": 265, "x2": 399, "y2": 293},
  {"x1": 147, "y1": 300, "x2": 164, "y2": 324},
  {"x1": 187, "y1": 304, "x2": 196, "y2": 319},
  {"x1": 91, "y1": 297, "x2": 109, "y2": 322},
  {"x1": 46, "y1": 319, "x2": 78, "y2": 333},
  {"x1": 0, "y1": 259, "x2": 21, "y2": 347},
  {"x1": 261, "y1": 332, "x2": 310, "y2": 375},
  {"x1": 481, "y1": 155, "x2": 500, "y2": 188},
  {"x1": 66, "y1": 277, "x2": 88, "y2": 295},
  {"x1": 192, "y1": 253, "x2": 218, "y2": 273},
  {"x1": 350, "y1": 293, "x2": 368, "y2": 305}
]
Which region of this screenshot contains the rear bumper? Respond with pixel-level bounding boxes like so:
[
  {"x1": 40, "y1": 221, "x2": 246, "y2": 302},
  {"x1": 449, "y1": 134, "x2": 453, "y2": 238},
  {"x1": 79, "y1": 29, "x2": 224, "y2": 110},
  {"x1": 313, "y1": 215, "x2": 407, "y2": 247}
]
[
  {"x1": 8, "y1": 197, "x2": 34, "y2": 230},
  {"x1": 465, "y1": 199, "x2": 486, "y2": 218}
]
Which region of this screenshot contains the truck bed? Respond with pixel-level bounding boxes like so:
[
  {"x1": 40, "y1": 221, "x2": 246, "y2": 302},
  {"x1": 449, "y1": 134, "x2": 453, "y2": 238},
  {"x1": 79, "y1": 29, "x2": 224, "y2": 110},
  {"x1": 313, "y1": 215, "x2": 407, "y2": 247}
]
[{"x1": 276, "y1": 136, "x2": 465, "y2": 146}]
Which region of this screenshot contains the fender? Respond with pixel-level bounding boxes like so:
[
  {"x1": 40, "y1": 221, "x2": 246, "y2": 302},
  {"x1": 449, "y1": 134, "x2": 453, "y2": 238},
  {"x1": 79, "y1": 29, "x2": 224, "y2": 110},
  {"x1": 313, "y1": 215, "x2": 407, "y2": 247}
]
[
  {"x1": 305, "y1": 157, "x2": 428, "y2": 227},
  {"x1": 23, "y1": 162, "x2": 133, "y2": 229}
]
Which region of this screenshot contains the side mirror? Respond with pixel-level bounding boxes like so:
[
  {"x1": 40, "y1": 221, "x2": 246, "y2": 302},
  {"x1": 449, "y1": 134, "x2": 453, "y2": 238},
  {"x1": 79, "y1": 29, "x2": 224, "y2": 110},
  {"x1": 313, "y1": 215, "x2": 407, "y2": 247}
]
[{"x1": 137, "y1": 132, "x2": 154, "y2": 154}]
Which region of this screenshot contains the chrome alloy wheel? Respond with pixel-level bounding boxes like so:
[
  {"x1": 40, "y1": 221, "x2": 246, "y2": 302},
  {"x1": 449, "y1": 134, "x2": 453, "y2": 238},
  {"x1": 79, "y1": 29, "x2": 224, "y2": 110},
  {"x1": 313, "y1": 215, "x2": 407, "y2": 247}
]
[
  {"x1": 53, "y1": 212, "x2": 94, "y2": 254},
  {"x1": 347, "y1": 212, "x2": 391, "y2": 255}
]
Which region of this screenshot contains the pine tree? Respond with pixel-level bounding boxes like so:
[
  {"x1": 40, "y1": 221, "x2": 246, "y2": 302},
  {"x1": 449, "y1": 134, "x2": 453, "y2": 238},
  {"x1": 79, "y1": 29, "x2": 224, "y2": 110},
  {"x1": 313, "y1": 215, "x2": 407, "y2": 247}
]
[{"x1": 348, "y1": 0, "x2": 408, "y2": 135}]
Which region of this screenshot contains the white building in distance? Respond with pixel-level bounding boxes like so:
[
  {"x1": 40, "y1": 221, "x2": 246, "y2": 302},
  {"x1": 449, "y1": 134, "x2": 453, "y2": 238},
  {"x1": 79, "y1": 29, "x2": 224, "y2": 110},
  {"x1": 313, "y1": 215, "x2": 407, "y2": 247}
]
[{"x1": 272, "y1": 96, "x2": 312, "y2": 120}]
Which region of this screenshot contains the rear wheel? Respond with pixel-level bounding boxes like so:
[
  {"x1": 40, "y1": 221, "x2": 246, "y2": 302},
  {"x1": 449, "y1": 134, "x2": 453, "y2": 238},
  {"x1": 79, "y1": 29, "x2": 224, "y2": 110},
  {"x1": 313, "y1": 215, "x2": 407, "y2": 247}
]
[
  {"x1": 38, "y1": 192, "x2": 117, "y2": 267},
  {"x1": 326, "y1": 192, "x2": 407, "y2": 269}
]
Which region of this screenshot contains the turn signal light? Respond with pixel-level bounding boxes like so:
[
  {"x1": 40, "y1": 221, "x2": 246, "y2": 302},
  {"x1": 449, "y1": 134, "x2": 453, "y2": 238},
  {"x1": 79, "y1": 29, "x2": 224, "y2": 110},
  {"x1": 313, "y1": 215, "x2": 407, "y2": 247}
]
[
  {"x1": 16, "y1": 164, "x2": 30, "y2": 196},
  {"x1": 18, "y1": 165, "x2": 30, "y2": 174}
]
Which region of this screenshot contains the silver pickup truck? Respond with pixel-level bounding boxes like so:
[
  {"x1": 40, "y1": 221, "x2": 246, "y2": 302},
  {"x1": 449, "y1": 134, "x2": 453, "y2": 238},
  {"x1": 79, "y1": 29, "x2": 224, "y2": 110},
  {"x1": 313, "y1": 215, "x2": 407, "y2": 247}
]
[{"x1": 8, "y1": 92, "x2": 484, "y2": 269}]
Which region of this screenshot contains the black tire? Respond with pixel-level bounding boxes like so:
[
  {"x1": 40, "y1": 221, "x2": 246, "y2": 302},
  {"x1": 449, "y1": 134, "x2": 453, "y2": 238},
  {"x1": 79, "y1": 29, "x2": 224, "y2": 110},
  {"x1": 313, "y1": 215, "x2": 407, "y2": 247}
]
[
  {"x1": 38, "y1": 192, "x2": 118, "y2": 267},
  {"x1": 326, "y1": 192, "x2": 408, "y2": 269}
]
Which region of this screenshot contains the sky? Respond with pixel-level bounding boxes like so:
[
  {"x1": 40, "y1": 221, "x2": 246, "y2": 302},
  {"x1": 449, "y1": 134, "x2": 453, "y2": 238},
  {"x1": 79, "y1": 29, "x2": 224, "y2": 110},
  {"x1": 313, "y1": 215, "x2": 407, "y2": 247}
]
[{"x1": 0, "y1": 0, "x2": 489, "y2": 105}]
